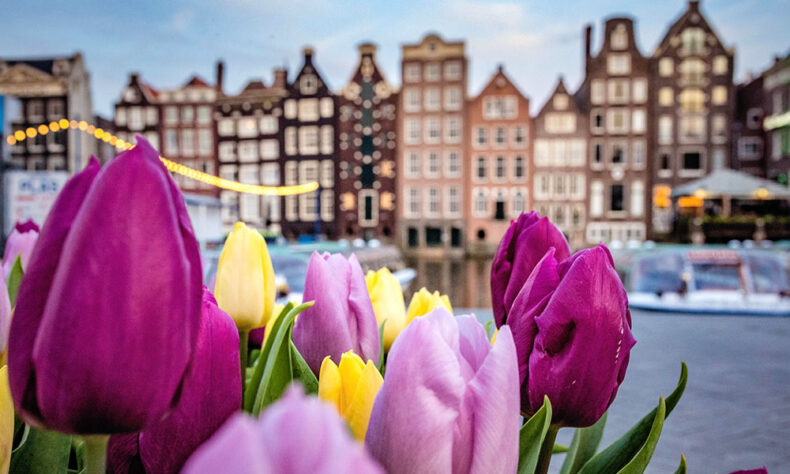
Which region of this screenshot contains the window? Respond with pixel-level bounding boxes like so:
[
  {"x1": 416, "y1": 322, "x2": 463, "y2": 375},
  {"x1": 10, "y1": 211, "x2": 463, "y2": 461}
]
[
  {"x1": 747, "y1": 108, "x2": 763, "y2": 130},
  {"x1": 659, "y1": 57, "x2": 674, "y2": 77},
  {"x1": 679, "y1": 116, "x2": 705, "y2": 141},
  {"x1": 115, "y1": 108, "x2": 127, "y2": 126},
  {"x1": 611, "y1": 143, "x2": 625, "y2": 165},
  {"x1": 476, "y1": 127, "x2": 488, "y2": 147},
  {"x1": 682, "y1": 152, "x2": 701, "y2": 170},
  {"x1": 475, "y1": 156, "x2": 487, "y2": 181},
  {"x1": 712, "y1": 114, "x2": 727, "y2": 141},
  {"x1": 681, "y1": 28, "x2": 705, "y2": 55},
  {"x1": 611, "y1": 25, "x2": 628, "y2": 50},
  {"x1": 610, "y1": 184, "x2": 624, "y2": 212},
  {"x1": 659, "y1": 87, "x2": 674, "y2": 106},
  {"x1": 608, "y1": 80, "x2": 629, "y2": 104},
  {"x1": 592, "y1": 142, "x2": 603, "y2": 166},
  {"x1": 300, "y1": 74, "x2": 318, "y2": 95},
  {"x1": 680, "y1": 59, "x2": 705, "y2": 85},
  {"x1": 129, "y1": 108, "x2": 144, "y2": 131},
  {"x1": 197, "y1": 106, "x2": 212, "y2": 124},
  {"x1": 591, "y1": 110, "x2": 604, "y2": 133},
  {"x1": 554, "y1": 175, "x2": 565, "y2": 196},
  {"x1": 712, "y1": 148, "x2": 725, "y2": 169},
  {"x1": 494, "y1": 127, "x2": 506, "y2": 146},
  {"x1": 425, "y1": 63, "x2": 441, "y2": 81},
  {"x1": 424, "y1": 88, "x2": 440, "y2": 111},
  {"x1": 405, "y1": 89, "x2": 421, "y2": 112},
  {"x1": 591, "y1": 181, "x2": 604, "y2": 217},
  {"x1": 445, "y1": 87, "x2": 462, "y2": 111},
  {"x1": 446, "y1": 151, "x2": 461, "y2": 177},
  {"x1": 535, "y1": 140, "x2": 549, "y2": 166},
  {"x1": 218, "y1": 142, "x2": 235, "y2": 162},
  {"x1": 445, "y1": 116, "x2": 461, "y2": 143},
  {"x1": 514, "y1": 156, "x2": 525, "y2": 179},
  {"x1": 321, "y1": 160, "x2": 334, "y2": 188},
  {"x1": 444, "y1": 61, "x2": 462, "y2": 80},
  {"x1": 553, "y1": 94, "x2": 568, "y2": 110},
  {"x1": 425, "y1": 188, "x2": 440, "y2": 217},
  {"x1": 544, "y1": 113, "x2": 576, "y2": 133},
  {"x1": 320, "y1": 97, "x2": 333, "y2": 118},
  {"x1": 260, "y1": 139, "x2": 278, "y2": 160},
  {"x1": 512, "y1": 191, "x2": 525, "y2": 215},
  {"x1": 607, "y1": 109, "x2": 629, "y2": 133},
  {"x1": 237, "y1": 118, "x2": 258, "y2": 138},
  {"x1": 165, "y1": 130, "x2": 178, "y2": 155},
  {"x1": 284, "y1": 100, "x2": 297, "y2": 119},
  {"x1": 631, "y1": 181, "x2": 644, "y2": 217},
  {"x1": 424, "y1": 118, "x2": 440, "y2": 143},
  {"x1": 607, "y1": 54, "x2": 631, "y2": 75},
  {"x1": 570, "y1": 140, "x2": 586, "y2": 166},
  {"x1": 298, "y1": 99, "x2": 319, "y2": 121},
  {"x1": 773, "y1": 91, "x2": 784, "y2": 114},
  {"x1": 680, "y1": 89, "x2": 705, "y2": 113},
  {"x1": 660, "y1": 153, "x2": 671, "y2": 171},
  {"x1": 406, "y1": 187, "x2": 420, "y2": 217},
  {"x1": 238, "y1": 140, "x2": 258, "y2": 162},
  {"x1": 659, "y1": 116, "x2": 673, "y2": 144},
  {"x1": 27, "y1": 100, "x2": 44, "y2": 121},
  {"x1": 182, "y1": 106, "x2": 195, "y2": 123},
  {"x1": 198, "y1": 129, "x2": 212, "y2": 155},
  {"x1": 474, "y1": 190, "x2": 488, "y2": 217},
  {"x1": 425, "y1": 151, "x2": 440, "y2": 178},
  {"x1": 446, "y1": 187, "x2": 461, "y2": 217},
  {"x1": 218, "y1": 118, "x2": 234, "y2": 136},
  {"x1": 632, "y1": 109, "x2": 646, "y2": 134},
  {"x1": 407, "y1": 151, "x2": 420, "y2": 177},
  {"x1": 712, "y1": 86, "x2": 727, "y2": 105},
  {"x1": 513, "y1": 126, "x2": 526, "y2": 147},
  {"x1": 713, "y1": 55, "x2": 728, "y2": 75},
  {"x1": 406, "y1": 119, "x2": 420, "y2": 144},
  {"x1": 285, "y1": 127, "x2": 297, "y2": 155},
  {"x1": 260, "y1": 115, "x2": 277, "y2": 134},
  {"x1": 298, "y1": 126, "x2": 319, "y2": 154},
  {"x1": 632, "y1": 79, "x2": 647, "y2": 103},
  {"x1": 495, "y1": 156, "x2": 506, "y2": 180},
  {"x1": 738, "y1": 137, "x2": 762, "y2": 159},
  {"x1": 591, "y1": 80, "x2": 605, "y2": 105},
  {"x1": 47, "y1": 100, "x2": 65, "y2": 119},
  {"x1": 146, "y1": 107, "x2": 158, "y2": 125},
  {"x1": 165, "y1": 106, "x2": 178, "y2": 125},
  {"x1": 632, "y1": 140, "x2": 645, "y2": 168},
  {"x1": 404, "y1": 63, "x2": 421, "y2": 83},
  {"x1": 484, "y1": 96, "x2": 517, "y2": 119},
  {"x1": 320, "y1": 126, "x2": 333, "y2": 154}
]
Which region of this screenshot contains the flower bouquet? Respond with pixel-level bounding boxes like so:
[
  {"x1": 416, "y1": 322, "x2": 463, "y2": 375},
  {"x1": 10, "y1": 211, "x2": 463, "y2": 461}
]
[{"x1": 0, "y1": 139, "x2": 763, "y2": 473}]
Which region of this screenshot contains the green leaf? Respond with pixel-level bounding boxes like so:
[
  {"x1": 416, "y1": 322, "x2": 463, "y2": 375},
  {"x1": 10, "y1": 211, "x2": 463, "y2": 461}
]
[
  {"x1": 9, "y1": 427, "x2": 72, "y2": 474},
  {"x1": 559, "y1": 411, "x2": 608, "y2": 474},
  {"x1": 243, "y1": 302, "x2": 293, "y2": 412},
  {"x1": 553, "y1": 444, "x2": 570, "y2": 454},
  {"x1": 68, "y1": 437, "x2": 86, "y2": 473},
  {"x1": 673, "y1": 454, "x2": 687, "y2": 474},
  {"x1": 376, "y1": 320, "x2": 387, "y2": 372},
  {"x1": 484, "y1": 320, "x2": 494, "y2": 339},
  {"x1": 578, "y1": 362, "x2": 687, "y2": 474},
  {"x1": 290, "y1": 340, "x2": 318, "y2": 394},
  {"x1": 518, "y1": 396, "x2": 553, "y2": 474},
  {"x1": 251, "y1": 301, "x2": 314, "y2": 415},
  {"x1": 617, "y1": 397, "x2": 666, "y2": 473},
  {"x1": 12, "y1": 421, "x2": 30, "y2": 453},
  {"x1": 7, "y1": 255, "x2": 23, "y2": 306}
]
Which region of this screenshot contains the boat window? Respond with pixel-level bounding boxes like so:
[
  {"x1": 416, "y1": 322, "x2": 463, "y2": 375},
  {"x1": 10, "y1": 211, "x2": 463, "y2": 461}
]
[
  {"x1": 744, "y1": 255, "x2": 790, "y2": 294},
  {"x1": 630, "y1": 254, "x2": 684, "y2": 293},
  {"x1": 692, "y1": 263, "x2": 742, "y2": 291}
]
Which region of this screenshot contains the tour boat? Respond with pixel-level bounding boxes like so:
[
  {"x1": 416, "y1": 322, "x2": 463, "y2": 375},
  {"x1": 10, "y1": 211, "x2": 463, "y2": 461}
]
[{"x1": 627, "y1": 249, "x2": 790, "y2": 316}]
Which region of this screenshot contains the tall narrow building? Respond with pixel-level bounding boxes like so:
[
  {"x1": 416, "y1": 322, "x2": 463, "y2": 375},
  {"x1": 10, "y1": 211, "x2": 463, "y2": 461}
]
[
  {"x1": 651, "y1": 0, "x2": 734, "y2": 234},
  {"x1": 763, "y1": 53, "x2": 790, "y2": 185},
  {"x1": 466, "y1": 65, "x2": 531, "y2": 254},
  {"x1": 397, "y1": 33, "x2": 467, "y2": 255},
  {"x1": 114, "y1": 73, "x2": 160, "y2": 152},
  {"x1": 336, "y1": 44, "x2": 399, "y2": 240},
  {"x1": 583, "y1": 18, "x2": 651, "y2": 244},
  {"x1": 532, "y1": 78, "x2": 588, "y2": 247},
  {"x1": 282, "y1": 47, "x2": 337, "y2": 239}
]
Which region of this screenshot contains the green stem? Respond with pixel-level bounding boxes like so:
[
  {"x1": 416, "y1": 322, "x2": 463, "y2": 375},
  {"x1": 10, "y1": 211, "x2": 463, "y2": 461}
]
[
  {"x1": 83, "y1": 434, "x2": 109, "y2": 474},
  {"x1": 239, "y1": 330, "x2": 249, "y2": 399},
  {"x1": 535, "y1": 425, "x2": 560, "y2": 474}
]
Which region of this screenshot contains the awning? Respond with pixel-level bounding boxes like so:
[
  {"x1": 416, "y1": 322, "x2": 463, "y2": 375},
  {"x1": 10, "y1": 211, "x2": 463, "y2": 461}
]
[{"x1": 671, "y1": 168, "x2": 790, "y2": 199}]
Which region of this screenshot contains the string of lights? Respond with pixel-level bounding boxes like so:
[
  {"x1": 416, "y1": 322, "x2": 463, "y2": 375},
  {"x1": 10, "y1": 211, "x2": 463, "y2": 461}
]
[{"x1": 4, "y1": 119, "x2": 319, "y2": 196}]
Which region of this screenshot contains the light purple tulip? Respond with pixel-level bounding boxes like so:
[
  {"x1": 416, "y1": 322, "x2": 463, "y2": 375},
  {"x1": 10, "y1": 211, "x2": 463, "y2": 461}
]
[
  {"x1": 2, "y1": 219, "x2": 39, "y2": 279},
  {"x1": 293, "y1": 252, "x2": 380, "y2": 374},
  {"x1": 8, "y1": 136, "x2": 203, "y2": 434},
  {"x1": 509, "y1": 244, "x2": 635, "y2": 427},
  {"x1": 182, "y1": 385, "x2": 384, "y2": 474},
  {"x1": 491, "y1": 211, "x2": 570, "y2": 328},
  {"x1": 108, "y1": 287, "x2": 241, "y2": 473},
  {"x1": 366, "y1": 308, "x2": 519, "y2": 474},
  {"x1": 0, "y1": 277, "x2": 10, "y2": 354}
]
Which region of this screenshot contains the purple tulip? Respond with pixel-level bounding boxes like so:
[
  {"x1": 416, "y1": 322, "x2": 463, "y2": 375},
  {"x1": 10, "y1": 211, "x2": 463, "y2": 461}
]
[
  {"x1": 8, "y1": 137, "x2": 203, "y2": 434},
  {"x1": 0, "y1": 277, "x2": 10, "y2": 354},
  {"x1": 730, "y1": 468, "x2": 768, "y2": 474},
  {"x1": 108, "y1": 287, "x2": 241, "y2": 473},
  {"x1": 509, "y1": 244, "x2": 635, "y2": 427},
  {"x1": 491, "y1": 211, "x2": 570, "y2": 328},
  {"x1": 182, "y1": 385, "x2": 383, "y2": 474},
  {"x1": 293, "y1": 252, "x2": 380, "y2": 374},
  {"x1": 366, "y1": 308, "x2": 519, "y2": 473},
  {"x1": 2, "y1": 219, "x2": 39, "y2": 279}
]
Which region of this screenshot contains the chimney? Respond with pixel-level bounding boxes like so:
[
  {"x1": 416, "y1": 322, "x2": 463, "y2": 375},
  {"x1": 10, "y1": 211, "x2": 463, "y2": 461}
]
[
  {"x1": 584, "y1": 24, "x2": 593, "y2": 73},
  {"x1": 303, "y1": 46, "x2": 314, "y2": 64},
  {"x1": 215, "y1": 60, "x2": 225, "y2": 94},
  {"x1": 358, "y1": 42, "x2": 377, "y2": 58},
  {"x1": 689, "y1": 0, "x2": 700, "y2": 11},
  {"x1": 272, "y1": 68, "x2": 288, "y2": 89},
  {"x1": 497, "y1": 63, "x2": 504, "y2": 74},
  {"x1": 130, "y1": 72, "x2": 140, "y2": 82}
]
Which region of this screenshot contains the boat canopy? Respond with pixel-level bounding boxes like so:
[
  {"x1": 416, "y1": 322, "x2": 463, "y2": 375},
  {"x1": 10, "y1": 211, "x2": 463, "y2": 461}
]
[{"x1": 671, "y1": 169, "x2": 790, "y2": 200}]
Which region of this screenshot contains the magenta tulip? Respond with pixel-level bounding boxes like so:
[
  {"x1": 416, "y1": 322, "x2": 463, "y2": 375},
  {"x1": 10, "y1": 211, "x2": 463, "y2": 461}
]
[
  {"x1": 293, "y1": 252, "x2": 380, "y2": 374},
  {"x1": 2, "y1": 219, "x2": 39, "y2": 279},
  {"x1": 108, "y1": 287, "x2": 241, "y2": 473},
  {"x1": 730, "y1": 468, "x2": 768, "y2": 474},
  {"x1": 491, "y1": 211, "x2": 570, "y2": 327},
  {"x1": 7, "y1": 137, "x2": 203, "y2": 434},
  {"x1": 509, "y1": 244, "x2": 635, "y2": 427},
  {"x1": 182, "y1": 385, "x2": 383, "y2": 473},
  {"x1": 0, "y1": 277, "x2": 10, "y2": 354},
  {"x1": 366, "y1": 308, "x2": 519, "y2": 473}
]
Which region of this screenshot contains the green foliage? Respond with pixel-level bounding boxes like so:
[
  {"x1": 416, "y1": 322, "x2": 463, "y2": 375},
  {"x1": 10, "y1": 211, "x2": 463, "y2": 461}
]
[
  {"x1": 673, "y1": 454, "x2": 687, "y2": 474},
  {"x1": 517, "y1": 396, "x2": 553, "y2": 474},
  {"x1": 7, "y1": 256, "x2": 23, "y2": 306},
  {"x1": 10, "y1": 426, "x2": 72, "y2": 474},
  {"x1": 376, "y1": 320, "x2": 387, "y2": 372},
  {"x1": 559, "y1": 411, "x2": 607, "y2": 474}
]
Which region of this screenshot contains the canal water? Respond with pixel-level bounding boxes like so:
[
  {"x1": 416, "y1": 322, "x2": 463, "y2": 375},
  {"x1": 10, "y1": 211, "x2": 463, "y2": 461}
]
[{"x1": 404, "y1": 256, "x2": 494, "y2": 309}]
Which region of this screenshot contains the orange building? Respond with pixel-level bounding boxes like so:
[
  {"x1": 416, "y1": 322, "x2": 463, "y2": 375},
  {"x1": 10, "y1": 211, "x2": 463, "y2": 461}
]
[{"x1": 465, "y1": 65, "x2": 531, "y2": 254}]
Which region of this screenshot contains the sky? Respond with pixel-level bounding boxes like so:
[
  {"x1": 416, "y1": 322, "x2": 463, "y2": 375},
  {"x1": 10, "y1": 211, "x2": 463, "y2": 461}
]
[{"x1": 2, "y1": 0, "x2": 788, "y2": 117}]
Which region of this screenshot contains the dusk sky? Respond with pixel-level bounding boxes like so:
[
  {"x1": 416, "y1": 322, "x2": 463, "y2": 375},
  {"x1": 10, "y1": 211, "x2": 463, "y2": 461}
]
[{"x1": 2, "y1": 0, "x2": 788, "y2": 117}]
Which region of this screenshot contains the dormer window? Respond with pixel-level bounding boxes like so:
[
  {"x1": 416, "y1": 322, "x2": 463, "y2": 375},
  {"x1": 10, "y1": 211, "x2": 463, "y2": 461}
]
[
  {"x1": 611, "y1": 24, "x2": 628, "y2": 50},
  {"x1": 123, "y1": 87, "x2": 139, "y2": 103},
  {"x1": 300, "y1": 74, "x2": 318, "y2": 95},
  {"x1": 553, "y1": 94, "x2": 568, "y2": 110}
]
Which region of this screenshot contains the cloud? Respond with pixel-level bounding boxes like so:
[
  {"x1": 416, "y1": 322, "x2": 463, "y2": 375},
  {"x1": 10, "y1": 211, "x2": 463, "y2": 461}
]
[{"x1": 170, "y1": 8, "x2": 195, "y2": 33}]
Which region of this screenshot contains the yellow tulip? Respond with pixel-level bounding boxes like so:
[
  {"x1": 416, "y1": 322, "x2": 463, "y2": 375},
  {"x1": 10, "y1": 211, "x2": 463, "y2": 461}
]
[
  {"x1": 365, "y1": 268, "x2": 407, "y2": 351},
  {"x1": 318, "y1": 351, "x2": 383, "y2": 441},
  {"x1": 0, "y1": 366, "x2": 13, "y2": 474},
  {"x1": 406, "y1": 287, "x2": 452, "y2": 324},
  {"x1": 215, "y1": 222, "x2": 276, "y2": 332}
]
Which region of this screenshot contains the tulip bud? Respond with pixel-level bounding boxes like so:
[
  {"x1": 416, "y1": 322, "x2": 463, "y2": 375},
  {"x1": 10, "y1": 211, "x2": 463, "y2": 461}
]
[
  {"x1": 365, "y1": 268, "x2": 407, "y2": 350},
  {"x1": 183, "y1": 385, "x2": 383, "y2": 473},
  {"x1": 8, "y1": 137, "x2": 203, "y2": 434},
  {"x1": 215, "y1": 222, "x2": 276, "y2": 332},
  {"x1": 509, "y1": 245, "x2": 635, "y2": 427},
  {"x1": 405, "y1": 287, "x2": 452, "y2": 324},
  {"x1": 366, "y1": 308, "x2": 519, "y2": 473},
  {"x1": 108, "y1": 287, "x2": 241, "y2": 473},
  {"x1": 490, "y1": 211, "x2": 570, "y2": 327},
  {"x1": 318, "y1": 351, "x2": 383, "y2": 441},
  {"x1": 293, "y1": 252, "x2": 380, "y2": 375},
  {"x1": 0, "y1": 366, "x2": 13, "y2": 473},
  {"x1": 2, "y1": 219, "x2": 39, "y2": 280}
]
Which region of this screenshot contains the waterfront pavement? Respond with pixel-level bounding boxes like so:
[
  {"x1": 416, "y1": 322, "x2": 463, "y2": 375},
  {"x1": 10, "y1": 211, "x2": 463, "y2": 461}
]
[{"x1": 468, "y1": 309, "x2": 790, "y2": 473}]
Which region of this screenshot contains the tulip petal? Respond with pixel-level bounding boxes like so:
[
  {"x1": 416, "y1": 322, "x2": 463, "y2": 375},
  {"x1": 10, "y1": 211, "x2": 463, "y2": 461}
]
[
  {"x1": 347, "y1": 255, "x2": 381, "y2": 365},
  {"x1": 366, "y1": 268, "x2": 407, "y2": 350},
  {"x1": 318, "y1": 356, "x2": 342, "y2": 412},
  {"x1": 0, "y1": 367, "x2": 14, "y2": 473},
  {"x1": 181, "y1": 413, "x2": 273, "y2": 474},
  {"x1": 344, "y1": 360, "x2": 383, "y2": 441},
  {"x1": 0, "y1": 277, "x2": 11, "y2": 355}
]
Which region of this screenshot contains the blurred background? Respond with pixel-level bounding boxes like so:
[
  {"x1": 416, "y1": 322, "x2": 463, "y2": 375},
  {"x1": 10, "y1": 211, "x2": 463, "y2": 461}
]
[{"x1": 1, "y1": 1, "x2": 789, "y2": 471}]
